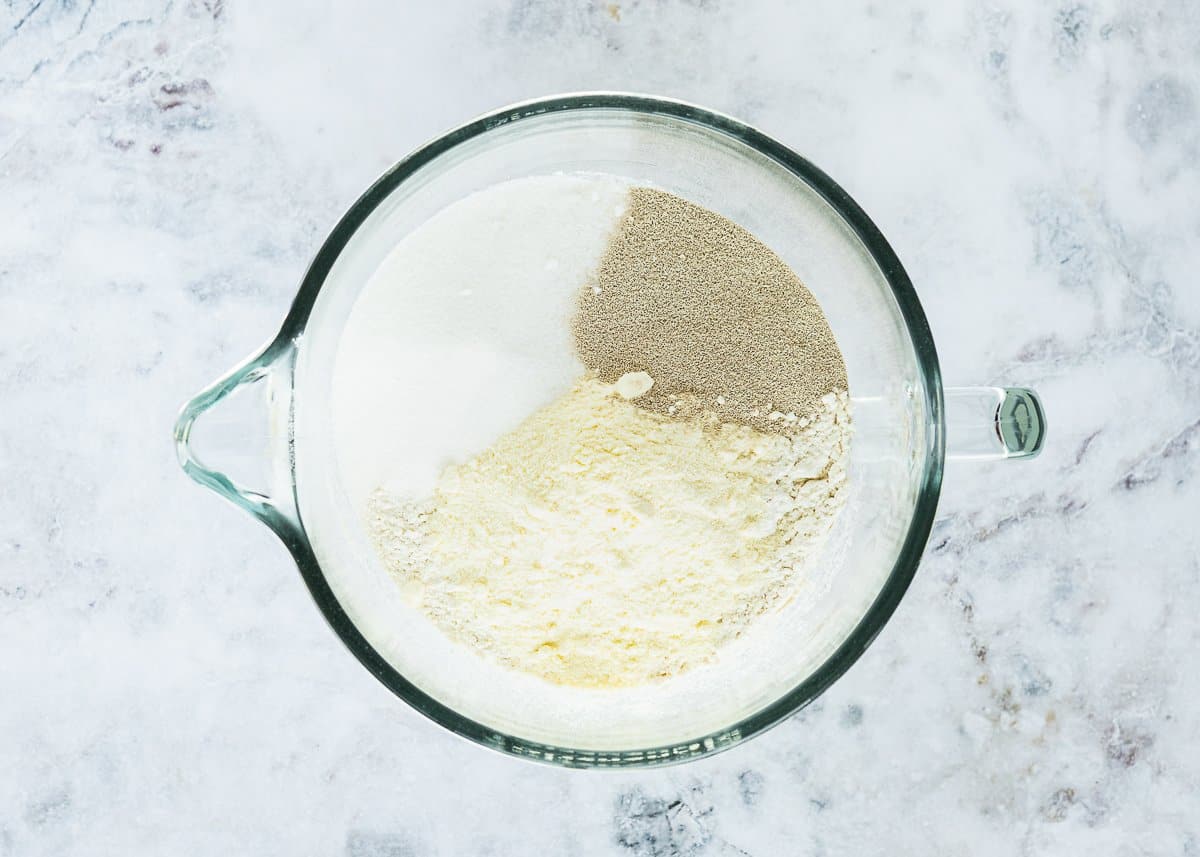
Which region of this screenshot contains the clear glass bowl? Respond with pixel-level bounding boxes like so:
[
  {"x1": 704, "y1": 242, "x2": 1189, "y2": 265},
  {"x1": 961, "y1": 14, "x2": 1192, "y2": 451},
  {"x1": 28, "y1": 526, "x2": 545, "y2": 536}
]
[{"x1": 175, "y1": 94, "x2": 1045, "y2": 767}]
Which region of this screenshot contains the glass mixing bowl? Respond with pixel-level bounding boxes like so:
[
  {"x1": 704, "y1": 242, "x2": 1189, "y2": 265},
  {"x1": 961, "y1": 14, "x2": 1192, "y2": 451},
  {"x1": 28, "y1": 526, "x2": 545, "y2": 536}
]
[{"x1": 175, "y1": 93, "x2": 1045, "y2": 767}]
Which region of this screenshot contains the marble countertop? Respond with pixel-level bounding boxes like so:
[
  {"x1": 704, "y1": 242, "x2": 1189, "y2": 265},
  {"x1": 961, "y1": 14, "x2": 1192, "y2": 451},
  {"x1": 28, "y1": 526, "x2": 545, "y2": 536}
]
[{"x1": 3, "y1": 1, "x2": 1198, "y2": 854}]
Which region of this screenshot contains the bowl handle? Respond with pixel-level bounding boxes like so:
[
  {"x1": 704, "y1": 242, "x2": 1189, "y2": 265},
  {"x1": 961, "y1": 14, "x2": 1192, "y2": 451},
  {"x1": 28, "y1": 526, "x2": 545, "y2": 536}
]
[
  {"x1": 174, "y1": 337, "x2": 303, "y2": 543},
  {"x1": 944, "y1": 387, "x2": 1046, "y2": 460}
]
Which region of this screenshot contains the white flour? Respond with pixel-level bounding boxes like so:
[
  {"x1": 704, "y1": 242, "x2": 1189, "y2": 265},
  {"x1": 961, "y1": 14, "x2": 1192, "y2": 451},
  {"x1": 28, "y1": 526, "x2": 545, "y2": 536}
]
[{"x1": 368, "y1": 379, "x2": 850, "y2": 688}]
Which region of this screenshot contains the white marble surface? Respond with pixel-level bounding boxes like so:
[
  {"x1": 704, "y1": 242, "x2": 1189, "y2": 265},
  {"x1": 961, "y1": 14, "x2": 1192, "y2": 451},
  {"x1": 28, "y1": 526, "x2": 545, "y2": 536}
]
[{"x1": 3, "y1": 1, "x2": 1199, "y2": 854}]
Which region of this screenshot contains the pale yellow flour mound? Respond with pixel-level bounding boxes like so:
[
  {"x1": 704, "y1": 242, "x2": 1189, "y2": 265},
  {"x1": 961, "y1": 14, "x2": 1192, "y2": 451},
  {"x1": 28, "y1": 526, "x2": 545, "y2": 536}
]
[{"x1": 368, "y1": 379, "x2": 849, "y2": 688}]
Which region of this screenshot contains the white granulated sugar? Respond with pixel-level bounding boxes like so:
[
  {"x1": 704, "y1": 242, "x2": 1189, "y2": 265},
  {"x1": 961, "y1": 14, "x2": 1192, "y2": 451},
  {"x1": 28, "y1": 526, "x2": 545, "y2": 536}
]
[
  {"x1": 331, "y1": 175, "x2": 629, "y2": 506},
  {"x1": 368, "y1": 380, "x2": 850, "y2": 688}
]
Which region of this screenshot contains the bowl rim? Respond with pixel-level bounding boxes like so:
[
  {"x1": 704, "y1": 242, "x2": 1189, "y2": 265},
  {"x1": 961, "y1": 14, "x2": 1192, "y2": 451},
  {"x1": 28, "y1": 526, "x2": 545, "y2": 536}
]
[{"x1": 272, "y1": 92, "x2": 945, "y2": 768}]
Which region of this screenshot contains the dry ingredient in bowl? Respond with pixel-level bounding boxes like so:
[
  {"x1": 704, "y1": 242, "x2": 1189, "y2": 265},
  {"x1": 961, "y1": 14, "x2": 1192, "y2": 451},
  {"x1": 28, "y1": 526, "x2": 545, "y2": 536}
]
[
  {"x1": 363, "y1": 179, "x2": 851, "y2": 688},
  {"x1": 573, "y1": 186, "x2": 847, "y2": 433},
  {"x1": 369, "y1": 378, "x2": 849, "y2": 688}
]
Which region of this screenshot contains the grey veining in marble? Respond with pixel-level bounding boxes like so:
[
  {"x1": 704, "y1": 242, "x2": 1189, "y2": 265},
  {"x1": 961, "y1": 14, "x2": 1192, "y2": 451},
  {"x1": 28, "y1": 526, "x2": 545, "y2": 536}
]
[{"x1": 2, "y1": 1, "x2": 1199, "y2": 854}]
